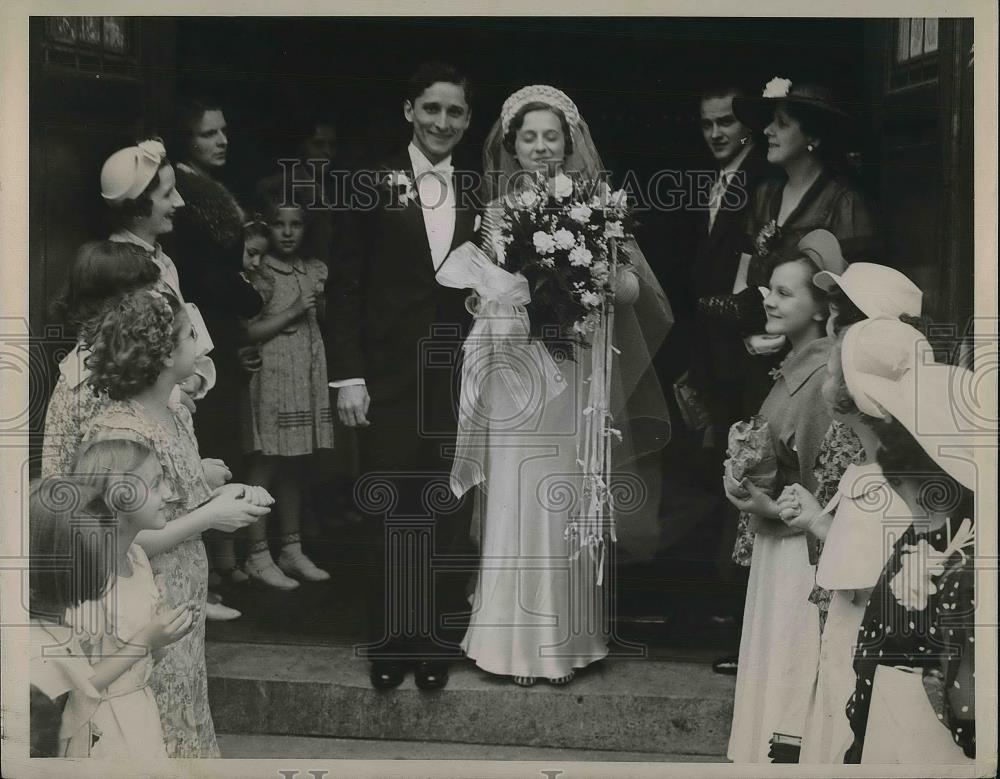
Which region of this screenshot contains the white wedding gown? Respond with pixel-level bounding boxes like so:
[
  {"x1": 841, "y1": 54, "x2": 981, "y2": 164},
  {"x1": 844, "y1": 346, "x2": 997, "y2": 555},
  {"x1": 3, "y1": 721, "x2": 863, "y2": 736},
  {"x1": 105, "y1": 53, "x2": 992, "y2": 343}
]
[
  {"x1": 455, "y1": 205, "x2": 610, "y2": 678},
  {"x1": 460, "y1": 338, "x2": 611, "y2": 678}
]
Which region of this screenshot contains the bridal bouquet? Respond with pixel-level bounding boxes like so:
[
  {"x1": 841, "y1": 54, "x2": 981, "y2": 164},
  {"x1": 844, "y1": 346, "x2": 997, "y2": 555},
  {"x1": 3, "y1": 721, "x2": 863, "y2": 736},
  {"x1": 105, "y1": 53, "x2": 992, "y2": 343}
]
[{"x1": 499, "y1": 170, "x2": 634, "y2": 342}]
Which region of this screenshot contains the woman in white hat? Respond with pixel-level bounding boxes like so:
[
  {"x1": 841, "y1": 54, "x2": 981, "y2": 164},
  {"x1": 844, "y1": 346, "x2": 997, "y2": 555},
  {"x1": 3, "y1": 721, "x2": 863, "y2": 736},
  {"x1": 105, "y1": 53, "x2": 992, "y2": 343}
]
[
  {"x1": 821, "y1": 319, "x2": 977, "y2": 764},
  {"x1": 41, "y1": 140, "x2": 221, "y2": 481},
  {"x1": 722, "y1": 229, "x2": 846, "y2": 762}
]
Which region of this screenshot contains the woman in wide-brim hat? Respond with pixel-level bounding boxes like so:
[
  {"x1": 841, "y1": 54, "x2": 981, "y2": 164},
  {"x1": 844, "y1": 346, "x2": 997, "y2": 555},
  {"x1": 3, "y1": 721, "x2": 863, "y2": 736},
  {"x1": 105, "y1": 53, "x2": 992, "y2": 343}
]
[
  {"x1": 733, "y1": 77, "x2": 881, "y2": 294},
  {"x1": 698, "y1": 77, "x2": 882, "y2": 424}
]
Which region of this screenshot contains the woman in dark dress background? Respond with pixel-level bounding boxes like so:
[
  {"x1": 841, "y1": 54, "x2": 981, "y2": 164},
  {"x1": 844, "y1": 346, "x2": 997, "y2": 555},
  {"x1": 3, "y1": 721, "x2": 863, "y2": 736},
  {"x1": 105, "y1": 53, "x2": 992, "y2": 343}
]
[
  {"x1": 700, "y1": 79, "x2": 881, "y2": 418},
  {"x1": 166, "y1": 96, "x2": 264, "y2": 600}
]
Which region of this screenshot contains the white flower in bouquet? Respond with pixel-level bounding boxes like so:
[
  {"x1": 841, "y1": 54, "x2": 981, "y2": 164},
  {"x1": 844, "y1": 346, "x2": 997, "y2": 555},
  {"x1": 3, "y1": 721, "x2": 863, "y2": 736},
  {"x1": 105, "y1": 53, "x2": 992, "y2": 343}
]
[
  {"x1": 609, "y1": 189, "x2": 629, "y2": 209},
  {"x1": 569, "y1": 245, "x2": 594, "y2": 267},
  {"x1": 519, "y1": 188, "x2": 539, "y2": 208},
  {"x1": 604, "y1": 220, "x2": 625, "y2": 239},
  {"x1": 762, "y1": 77, "x2": 792, "y2": 98},
  {"x1": 591, "y1": 259, "x2": 610, "y2": 280},
  {"x1": 580, "y1": 290, "x2": 603, "y2": 308},
  {"x1": 554, "y1": 228, "x2": 576, "y2": 251},
  {"x1": 552, "y1": 172, "x2": 574, "y2": 199},
  {"x1": 533, "y1": 231, "x2": 556, "y2": 254},
  {"x1": 569, "y1": 204, "x2": 593, "y2": 223}
]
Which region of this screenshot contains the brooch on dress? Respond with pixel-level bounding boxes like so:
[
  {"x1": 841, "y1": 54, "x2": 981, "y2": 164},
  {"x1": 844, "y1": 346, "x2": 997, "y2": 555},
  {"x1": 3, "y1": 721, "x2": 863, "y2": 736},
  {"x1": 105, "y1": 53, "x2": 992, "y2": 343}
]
[{"x1": 755, "y1": 219, "x2": 781, "y2": 258}]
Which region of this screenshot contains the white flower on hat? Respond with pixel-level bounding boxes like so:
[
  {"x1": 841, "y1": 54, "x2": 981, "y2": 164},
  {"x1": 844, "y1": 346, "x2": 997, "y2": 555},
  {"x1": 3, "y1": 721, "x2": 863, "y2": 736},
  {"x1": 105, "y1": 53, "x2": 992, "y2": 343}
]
[{"x1": 763, "y1": 77, "x2": 793, "y2": 99}]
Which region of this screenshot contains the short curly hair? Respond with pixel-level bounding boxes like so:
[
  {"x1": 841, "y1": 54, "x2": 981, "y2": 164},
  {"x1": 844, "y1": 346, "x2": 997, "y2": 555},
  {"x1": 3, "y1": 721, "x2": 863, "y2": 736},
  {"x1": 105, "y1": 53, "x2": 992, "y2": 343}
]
[{"x1": 83, "y1": 290, "x2": 186, "y2": 400}]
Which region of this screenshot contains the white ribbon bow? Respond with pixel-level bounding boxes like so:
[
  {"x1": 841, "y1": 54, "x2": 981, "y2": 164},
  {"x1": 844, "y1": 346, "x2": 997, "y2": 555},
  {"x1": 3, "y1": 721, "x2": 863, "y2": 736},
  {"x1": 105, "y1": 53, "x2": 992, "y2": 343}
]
[{"x1": 436, "y1": 242, "x2": 567, "y2": 496}]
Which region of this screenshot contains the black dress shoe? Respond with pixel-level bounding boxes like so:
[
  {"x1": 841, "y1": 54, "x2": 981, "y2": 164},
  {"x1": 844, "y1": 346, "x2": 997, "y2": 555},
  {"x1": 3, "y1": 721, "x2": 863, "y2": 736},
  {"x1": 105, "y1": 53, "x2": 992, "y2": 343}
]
[
  {"x1": 712, "y1": 656, "x2": 739, "y2": 675},
  {"x1": 369, "y1": 660, "x2": 405, "y2": 690},
  {"x1": 414, "y1": 660, "x2": 449, "y2": 691}
]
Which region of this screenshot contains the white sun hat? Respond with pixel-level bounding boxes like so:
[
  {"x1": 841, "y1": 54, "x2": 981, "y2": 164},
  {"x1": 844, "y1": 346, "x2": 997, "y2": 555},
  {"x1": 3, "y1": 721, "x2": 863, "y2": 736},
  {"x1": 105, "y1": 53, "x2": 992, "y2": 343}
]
[
  {"x1": 841, "y1": 318, "x2": 993, "y2": 490},
  {"x1": 814, "y1": 262, "x2": 922, "y2": 318}
]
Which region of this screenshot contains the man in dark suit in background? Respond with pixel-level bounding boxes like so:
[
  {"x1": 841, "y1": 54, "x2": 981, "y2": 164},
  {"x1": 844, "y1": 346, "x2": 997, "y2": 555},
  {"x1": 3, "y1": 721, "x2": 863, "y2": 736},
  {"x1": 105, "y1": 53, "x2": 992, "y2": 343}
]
[
  {"x1": 686, "y1": 84, "x2": 768, "y2": 673},
  {"x1": 325, "y1": 62, "x2": 477, "y2": 691}
]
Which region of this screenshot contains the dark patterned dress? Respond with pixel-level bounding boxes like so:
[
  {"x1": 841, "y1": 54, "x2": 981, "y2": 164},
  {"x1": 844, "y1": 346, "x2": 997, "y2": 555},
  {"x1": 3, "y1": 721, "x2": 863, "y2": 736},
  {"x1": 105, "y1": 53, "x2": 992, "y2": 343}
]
[{"x1": 844, "y1": 517, "x2": 975, "y2": 763}]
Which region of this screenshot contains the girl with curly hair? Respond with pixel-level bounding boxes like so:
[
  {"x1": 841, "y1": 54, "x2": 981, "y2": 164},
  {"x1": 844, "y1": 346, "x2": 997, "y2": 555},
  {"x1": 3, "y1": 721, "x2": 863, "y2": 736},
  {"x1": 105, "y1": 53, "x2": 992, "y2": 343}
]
[
  {"x1": 41, "y1": 241, "x2": 161, "y2": 478},
  {"x1": 80, "y1": 289, "x2": 272, "y2": 758}
]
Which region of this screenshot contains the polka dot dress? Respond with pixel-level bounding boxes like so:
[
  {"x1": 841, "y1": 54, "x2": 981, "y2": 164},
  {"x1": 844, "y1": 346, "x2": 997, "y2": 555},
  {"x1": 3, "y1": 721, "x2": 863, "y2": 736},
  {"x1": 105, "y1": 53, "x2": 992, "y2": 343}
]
[{"x1": 843, "y1": 519, "x2": 976, "y2": 763}]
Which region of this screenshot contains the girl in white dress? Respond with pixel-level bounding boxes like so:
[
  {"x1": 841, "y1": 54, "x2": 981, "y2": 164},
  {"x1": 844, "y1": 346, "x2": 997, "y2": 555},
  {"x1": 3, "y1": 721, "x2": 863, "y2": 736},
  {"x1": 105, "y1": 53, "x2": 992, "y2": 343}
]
[
  {"x1": 776, "y1": 262, "x2": 925, "y2": 763},
  {"x1": 722, "y1": 245, "x2": 846, "y2": 762},
  {"x1": 440, "y1": 86, "x2": 673, "y2": 686},
  {"x1": 28, "y1": 466, "x2": 194, "y2": 758}
]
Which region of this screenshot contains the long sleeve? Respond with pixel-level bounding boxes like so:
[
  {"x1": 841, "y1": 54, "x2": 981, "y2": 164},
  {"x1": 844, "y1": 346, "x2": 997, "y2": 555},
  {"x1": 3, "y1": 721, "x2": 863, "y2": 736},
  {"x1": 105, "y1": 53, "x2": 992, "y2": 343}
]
[{"x1": 325, "y1": 209, "x2": 367, "y2": 381}]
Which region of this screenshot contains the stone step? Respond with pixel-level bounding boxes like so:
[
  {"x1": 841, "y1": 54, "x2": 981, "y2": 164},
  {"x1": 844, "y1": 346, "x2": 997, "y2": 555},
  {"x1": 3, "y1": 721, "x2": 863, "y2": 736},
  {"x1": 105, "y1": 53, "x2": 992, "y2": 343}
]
[
  {"x1": 216, "y1": 733, "x2": 722, "y2": 762},
  {"x1": 206, "y1": 641, "x2": 735, "y2": 757}
]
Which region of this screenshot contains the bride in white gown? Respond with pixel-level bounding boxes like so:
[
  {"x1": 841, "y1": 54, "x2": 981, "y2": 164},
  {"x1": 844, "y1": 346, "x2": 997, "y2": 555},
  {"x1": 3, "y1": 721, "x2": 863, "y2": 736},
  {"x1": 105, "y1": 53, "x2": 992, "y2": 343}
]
[{"x1": 438, "y1": 85, "x2": 673, "y2": 686}]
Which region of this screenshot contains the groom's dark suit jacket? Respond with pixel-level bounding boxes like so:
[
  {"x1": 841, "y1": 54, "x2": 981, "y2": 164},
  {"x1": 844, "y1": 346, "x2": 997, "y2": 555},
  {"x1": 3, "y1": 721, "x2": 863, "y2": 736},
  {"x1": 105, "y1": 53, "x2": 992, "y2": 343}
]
[{"x1": 325, "y1": 148, "x2": 478, "y2": 450}]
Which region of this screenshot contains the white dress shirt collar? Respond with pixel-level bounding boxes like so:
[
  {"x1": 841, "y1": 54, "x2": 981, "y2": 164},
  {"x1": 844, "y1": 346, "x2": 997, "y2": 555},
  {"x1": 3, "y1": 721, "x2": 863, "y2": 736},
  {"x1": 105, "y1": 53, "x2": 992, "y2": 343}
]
[{"x1": 408, "y1": 142, "x2": 453, "y2": 175}]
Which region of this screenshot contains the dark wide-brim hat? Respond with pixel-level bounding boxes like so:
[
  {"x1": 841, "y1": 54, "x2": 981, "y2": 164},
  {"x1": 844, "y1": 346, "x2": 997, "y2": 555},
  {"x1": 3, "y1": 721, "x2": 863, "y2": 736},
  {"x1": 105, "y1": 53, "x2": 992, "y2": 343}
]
[{"x1": 733, "y1": 78, "x2": 853, "y2": 132}]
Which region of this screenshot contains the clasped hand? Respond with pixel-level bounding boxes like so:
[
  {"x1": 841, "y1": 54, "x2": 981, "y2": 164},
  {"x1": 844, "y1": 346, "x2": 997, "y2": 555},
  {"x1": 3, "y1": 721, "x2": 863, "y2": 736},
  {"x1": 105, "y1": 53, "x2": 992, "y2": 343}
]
[
  {"x1": 722, "y1": 461, "x2": 779, "y2": 518},
  {"x1": 204, "y1": 483, "x2": 273, "y2": 532},
  {"x1": 776, "y1": 484, "x2": 823, "y2": 532}
]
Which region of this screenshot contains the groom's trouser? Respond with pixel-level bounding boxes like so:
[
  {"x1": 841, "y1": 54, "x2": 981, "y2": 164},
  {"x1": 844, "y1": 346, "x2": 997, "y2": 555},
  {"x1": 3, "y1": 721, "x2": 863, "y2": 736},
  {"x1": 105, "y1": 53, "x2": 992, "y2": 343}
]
[{"x1": 355, "y1": 387, "x2": 474, "y2": 661}]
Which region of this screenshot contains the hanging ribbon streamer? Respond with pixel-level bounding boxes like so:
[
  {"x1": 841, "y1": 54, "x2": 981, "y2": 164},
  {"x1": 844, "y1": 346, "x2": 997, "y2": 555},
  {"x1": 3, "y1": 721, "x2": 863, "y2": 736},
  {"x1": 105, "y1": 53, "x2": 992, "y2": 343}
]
[
  {"x1": 568, "y1": 238, "x2": 621, "y2": 586},
  {"x1": 437, "y1": 242, "x2": 567, "y2": 497}
]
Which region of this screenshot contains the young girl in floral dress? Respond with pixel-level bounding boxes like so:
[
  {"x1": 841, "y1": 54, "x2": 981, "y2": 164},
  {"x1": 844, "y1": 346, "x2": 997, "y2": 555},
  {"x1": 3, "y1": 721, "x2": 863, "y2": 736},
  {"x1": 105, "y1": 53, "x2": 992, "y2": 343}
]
[
  {"x1": 80, "y1": 289, "x2": 271, "y2": 757},
  {"x1": 241, "y1": 190, "x2": 333, "y2": 589}
]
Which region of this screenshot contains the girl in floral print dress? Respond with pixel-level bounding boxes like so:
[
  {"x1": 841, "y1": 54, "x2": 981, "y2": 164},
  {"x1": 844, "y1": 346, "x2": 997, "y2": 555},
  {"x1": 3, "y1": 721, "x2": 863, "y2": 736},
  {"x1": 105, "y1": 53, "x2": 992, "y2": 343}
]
[{"x1": 80, "y1": 289, "x2": 272, "y2": 757}]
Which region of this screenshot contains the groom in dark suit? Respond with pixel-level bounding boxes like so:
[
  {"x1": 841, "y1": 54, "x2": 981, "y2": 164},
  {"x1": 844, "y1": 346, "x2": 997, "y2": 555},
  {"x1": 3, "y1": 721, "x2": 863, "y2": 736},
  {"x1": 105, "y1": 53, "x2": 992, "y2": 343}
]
[{"x1": 326, "y1": 62, "x2": 477, "y2": 690}]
